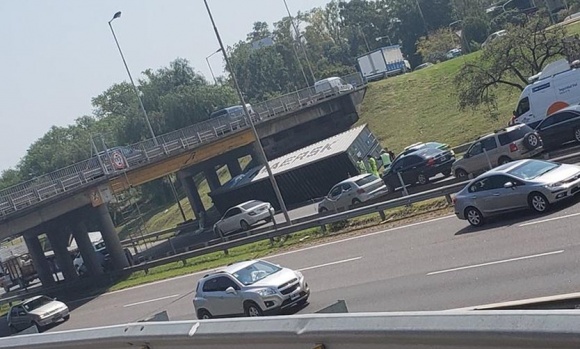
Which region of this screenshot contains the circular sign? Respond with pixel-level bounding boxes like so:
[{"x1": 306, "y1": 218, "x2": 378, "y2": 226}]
[{"x1": 110, "y1": 150, "x2": 126, "y2": 170}]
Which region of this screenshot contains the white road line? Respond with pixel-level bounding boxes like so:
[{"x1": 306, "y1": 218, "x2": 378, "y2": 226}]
[
  {"x1": 268, "y1": 215, "x2": 454, "y2": 260},
  {"x1": 100, "y1": 215, "x2": 454, "y2": 297},
  {"x1": 427, "y1": 250, "x2": 564, "y2": 276},
  {"x1": 123, "y1": 294, "x2": 180, "y2": 308},
  {"x1": 298, "y1": 257, "x2": 362, "y2": 272},
  {"x1": 519, "y1": 212, "x2": 580, "y2": 227}
]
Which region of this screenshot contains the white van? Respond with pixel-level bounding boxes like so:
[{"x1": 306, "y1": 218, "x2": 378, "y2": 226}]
[
  {"x1": 314, "y1": 77, "x2": 354, "y2": 95},
  {"x1": 511, "y1": 59, "x2": 580, "y2": 128}
]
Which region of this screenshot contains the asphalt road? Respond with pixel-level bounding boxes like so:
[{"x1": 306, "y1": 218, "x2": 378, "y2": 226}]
[{"x1": 42, "y1": 195, "x2": 580, "y2": 332}]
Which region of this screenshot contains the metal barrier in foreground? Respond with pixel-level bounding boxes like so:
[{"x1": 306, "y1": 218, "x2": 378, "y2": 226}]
[{"x1": 2, "y1": 311, "x2": 580, "y2": 348}]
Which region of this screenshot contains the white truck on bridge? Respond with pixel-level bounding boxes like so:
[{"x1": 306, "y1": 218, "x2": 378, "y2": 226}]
[{"x1": 357, "y1": 45, "x2": 409, "y2": 82}]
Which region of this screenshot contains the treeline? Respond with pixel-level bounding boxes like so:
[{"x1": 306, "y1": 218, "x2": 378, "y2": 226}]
[{"x1": 4, "y1": 0, "x2": 580, "y2": 203}]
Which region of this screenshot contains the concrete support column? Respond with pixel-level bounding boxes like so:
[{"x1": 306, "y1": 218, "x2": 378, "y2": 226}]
[
  {"x1": 23, "y1": 233, "x2": 55, "y2": 287},
  {"x1": 178, "y1": 171, "x2": 205, "y2": 220},
  {"x1": 96, "y1": 204, "x2": 129, "y2": 270},
  {"x1": 72, "y1": 219, "x2": 103, "y2": 276},
  {"x1": 204, "y1": 167, "x2": 221, "y2": 192},
  {"x1": 46, "y1": 228, "x2": 78, "y2": 282},
  {"x1": 226, "y1": 159, "x2": 242, "y2": 178}
]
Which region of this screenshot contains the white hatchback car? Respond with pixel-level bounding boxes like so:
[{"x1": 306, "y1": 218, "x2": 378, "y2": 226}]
[
  {"x1": 214, "y1": 200, "x2": 274, "y2": 236},
  {"x1": 317, "y1": 174, "x2": 387, "y2": 213},
  {"x1": 193, "y1": 260, "x2": 309, "y2": 318}
]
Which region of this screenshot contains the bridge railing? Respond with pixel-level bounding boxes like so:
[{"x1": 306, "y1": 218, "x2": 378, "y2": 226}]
[{"x1": 0, "y1": 73, "x2": 366, "y2": 218}]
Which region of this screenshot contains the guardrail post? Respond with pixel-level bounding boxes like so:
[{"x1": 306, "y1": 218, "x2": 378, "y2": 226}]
[
  {"x1": 445, "y1": 194, "x2": 453, "y2": 205},
  {"x1": 378, "y1": 210, "x2": 386, "y2": 221}
]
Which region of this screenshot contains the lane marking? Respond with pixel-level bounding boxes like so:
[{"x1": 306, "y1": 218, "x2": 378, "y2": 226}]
[
  {"x1": 268, "y1": 215, "x2": 454, "y2": 260},
  {"x1": 98, "y1": 215, "x2": 454, "y2": 297},
  {"x1": 123, "y1": 294, "x2": 180, "y2": 308},
  {"x1": 519, "y1": 212, "x2": 580, "y2": 227},
  {"x1": 298, "y1": 257, "x2": 362, "y2": 272},
  {"x1": 427, "y1": 250, "x2": 564, "y2": 276}
]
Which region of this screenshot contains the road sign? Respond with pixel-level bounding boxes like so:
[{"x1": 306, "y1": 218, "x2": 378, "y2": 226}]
[{"x1": 110, "y1": 149, "x2": 127, "y2": 170}]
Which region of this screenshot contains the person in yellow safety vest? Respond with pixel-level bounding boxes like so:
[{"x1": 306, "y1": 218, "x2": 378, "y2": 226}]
[
  {"x1": 356, "y1": 157, "x2": 367, "y2": 174},
  {"x1": 380, "y1": 149, "x2": 392, "y2": 171},
  {"x1": 367, "y1": 155, "x2": 379, "y2": 177}
]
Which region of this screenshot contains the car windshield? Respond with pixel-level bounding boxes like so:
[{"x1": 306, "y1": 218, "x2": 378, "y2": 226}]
[
  {"x1": 508, "y1": 160, "x2": 560, "y2": 180},
  {"x1": 232, "y1": 261, "x2": 281, "y2": 285},
  {"x1": 22, "y1": 296, "x2": 54, "y2": 312},
  {"x1": 355, "y1": 175, "x2": 378, "y2": 186},
  {"x1": 241, "y1": 200, "x2": 262, "y2": 210}
]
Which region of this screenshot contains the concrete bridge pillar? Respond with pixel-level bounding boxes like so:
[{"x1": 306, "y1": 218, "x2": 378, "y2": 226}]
[
  {"x1": 46, "y1": 226, "x2": 78, "y2": 282},
  {"x1": 204, "y1": 166, "x2": 221, "y2": 192},
  {"x1": 227, "y1": 159, "x2": 242, "y2": 178},
  {"x1": 71, "y1": 214, "x2": 103, "y2": 277},
  {"x1": 96, "y1": 204, "x2": 129, "y2": 270},
  {"x1": 178, "y1": 171, "x2": 205, "y2": 220},
  {"x1": 23, "y1": 232, "x2": 55, "y2": 287}
]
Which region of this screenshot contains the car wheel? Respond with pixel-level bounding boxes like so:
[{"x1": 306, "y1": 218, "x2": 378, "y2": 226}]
[
  {"x1": 441, "y1": 169, "x2": 452, "y2": 177},
  {"x1": 455, "y1": 169, "x2": 468, "y2": 180},
  {"x1": 244, "y1": 302, "x2": 263, "y2": 317},
  {"x1": 417, "y1": 173, "x2": 429, "y2": 185},
  {"x1": 529, "y1": 192, "x2": 550, "y2": 213},
  {"x1": 465, "y1": 207, "x2": 484, "y2": 227},
  {"x1": 523, "y1": 132, "x2": 541, "y2": 150},
  {"x1": 240, "y1": 220, "x2": 251, "y2": 231},
  {"x1": 63, "y1": 314, "x2": 70, "y2": 321},
  {"x1": 198, "y1": 309, "x2": 212, "y2": 320},
  {"x1": 318, "y1": 207, "x2": 328, "y2": 214},
  {"x1": 498, "y1": 156, "x2": 512, "y2": 165},
  {"x1": 575, "y1": 128, "x2": 580, "y2": 143},
  {"x1": 32, "y1": 321, "x2": 44, "y2": 332}
]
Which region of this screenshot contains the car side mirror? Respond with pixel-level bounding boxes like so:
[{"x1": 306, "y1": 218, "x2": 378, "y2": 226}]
[
  {"x1": 504, "y1": 182, "x2": 515, "y2": 189},
  {"x1": 225, "y1": 286, "x2": 237, "y2": 295}
]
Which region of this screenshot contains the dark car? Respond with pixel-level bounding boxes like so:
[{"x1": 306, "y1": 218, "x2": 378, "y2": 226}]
[
  {"x1": 535, "y1": 105, "x2": 580, "y2": 151},
  {"x1": 381, "y1": 147, "x2": 455, "y2": 192}
]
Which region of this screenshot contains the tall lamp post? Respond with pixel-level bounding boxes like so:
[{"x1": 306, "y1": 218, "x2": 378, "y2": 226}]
[
  {"x1": 108, "y1": 11, "x2": 187, "y2": 222},
  {"x1": 415, "y1": 0, "x2": 429, "y2": 37},
  {"x1": 282, "y1": 0, "x2": 316, "y2": 85},
  {"x1": 206, "y1": 48, "x2": 222, "y2": 84},
  {"x1": 203, "y1": 0, "x2": 291, "y2": 226}
]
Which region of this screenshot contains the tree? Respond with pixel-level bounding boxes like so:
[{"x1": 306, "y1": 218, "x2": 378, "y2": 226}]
[
  {"x1": 0, "y1": 169, "x2": 22, "y2": 190},
  {"x1": 416, "y1": 29, "x2": 457, "y2": 63},
  {"x1": 455, "y1": 14, "x2": 575, "y2": 113}
]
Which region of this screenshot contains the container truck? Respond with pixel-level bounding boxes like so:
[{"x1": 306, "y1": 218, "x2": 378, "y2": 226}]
[{"x1": 357, "y1": 45, "x2": 408, "y2": 82}]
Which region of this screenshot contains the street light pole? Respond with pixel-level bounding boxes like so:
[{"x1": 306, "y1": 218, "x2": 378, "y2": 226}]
[
  {"x1": 108, "y1": 12, "x2": 157, "y2": 147},
  {"x1": 283, "y1": 0, "x2": 316, "y2": 85},
  {"x1": 205, "y1": 48, "x2": 222, "y2": 84},
  {"x1": 108, "y1": 11, "x2": 187, "y2": 222},
  {"x1": 414, "y1": 0, "x2": 429, "y2": 37},
  {"x1": 203, "y1": 0, "x2": 291, "y2": 226},
  {"x1": 375, "y1": 36, "x2": 393, "y2": 45}
]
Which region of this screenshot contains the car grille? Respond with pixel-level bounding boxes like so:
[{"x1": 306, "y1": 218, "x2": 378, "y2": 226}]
[{"x1": 279, "y1": 279, "x2": 299, "y2": 295}]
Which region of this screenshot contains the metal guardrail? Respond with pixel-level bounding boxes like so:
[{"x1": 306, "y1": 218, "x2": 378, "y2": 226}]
[
  {"x1": 3, "y1": 311, "x2": 580, "y2": 348},
  {"x1": 0, "y1": 73, "x2": 365, "y2": 219}
]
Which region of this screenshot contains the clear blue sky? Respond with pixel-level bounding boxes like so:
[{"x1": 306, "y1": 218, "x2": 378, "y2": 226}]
[{"x1": 0, "y1": 0, "x2": 331, "y2": 172}]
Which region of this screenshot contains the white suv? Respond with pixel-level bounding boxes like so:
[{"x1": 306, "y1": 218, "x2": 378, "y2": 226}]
[{"x1": 193, "y1": 260, "x2": 309, "y2": 319}]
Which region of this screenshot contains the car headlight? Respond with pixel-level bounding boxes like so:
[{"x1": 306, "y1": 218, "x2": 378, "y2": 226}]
[
  {"x1": 295, "y1": 271, "x2": 304, "y2": 280},
  {"x1": 546, "y1": 182, "x2": 563, "y2": 188},
  {"x1": 255, "y1": 288, "x2": 277, "y2": 296}
]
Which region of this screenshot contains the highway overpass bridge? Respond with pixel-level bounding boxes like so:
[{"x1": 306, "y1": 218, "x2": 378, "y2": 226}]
[{"x1": 0, "y1": 73, "x2": 367, "y2": 290}]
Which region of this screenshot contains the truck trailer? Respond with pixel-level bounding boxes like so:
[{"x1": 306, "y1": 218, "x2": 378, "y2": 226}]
[{"x1": 357, "y1": 45, "x2": 408, "y2": 82}]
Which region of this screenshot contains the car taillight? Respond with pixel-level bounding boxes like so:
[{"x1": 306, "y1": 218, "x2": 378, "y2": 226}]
[
  {"x1": 451, "y1": 196, "x2": 457, "y2": 205},
  {"x1": 509, "y1": 143, "x2": 518, "y2": 152},
  {"x1": 357, "y1": 188, "x2": 365, "y2": 194},
  {"x1": 427, "y1": 158, "x2": 435, "y2": 166}
]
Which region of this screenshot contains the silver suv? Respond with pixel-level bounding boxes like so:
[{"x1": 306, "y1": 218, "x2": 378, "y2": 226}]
[
  {"x1": 193, "y1": 260, "x2": 309, "y2": 319},
  {"x1": 452, "y1": 124, "x2": 542, "y2": 179}
]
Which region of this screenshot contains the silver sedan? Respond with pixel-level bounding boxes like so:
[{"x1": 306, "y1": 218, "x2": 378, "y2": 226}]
[{"x1": 453, "y1": 159, "x2": 580, "y2": 226}]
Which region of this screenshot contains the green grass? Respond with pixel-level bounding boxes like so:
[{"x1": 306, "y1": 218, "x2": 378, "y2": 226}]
[{"x1": 358, "y1": 52, "x2": 519, "y2": 154}]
